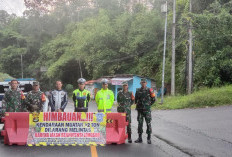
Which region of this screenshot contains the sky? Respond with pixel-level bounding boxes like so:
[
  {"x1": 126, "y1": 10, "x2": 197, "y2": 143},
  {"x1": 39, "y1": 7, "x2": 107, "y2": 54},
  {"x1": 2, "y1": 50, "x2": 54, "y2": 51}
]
[{"x1": 0, "y1": 0, "x2": 26, "y2": 16}]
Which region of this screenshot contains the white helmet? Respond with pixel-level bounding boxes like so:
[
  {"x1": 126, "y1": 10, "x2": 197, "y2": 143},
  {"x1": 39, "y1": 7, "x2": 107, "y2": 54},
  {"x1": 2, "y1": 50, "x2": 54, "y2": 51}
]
[
  {"x1": 77, "y1": 78, "x2": 86, "y2": 84},
  {"x1": 101, "y1": 78, "x2": 109, "y2": 84}
]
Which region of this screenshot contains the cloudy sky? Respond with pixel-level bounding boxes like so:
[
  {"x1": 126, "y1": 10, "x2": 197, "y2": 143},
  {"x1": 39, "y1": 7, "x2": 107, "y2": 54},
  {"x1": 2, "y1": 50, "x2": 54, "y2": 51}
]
[{"x1": 0, "y1": 0, "x2": 26, "y2": 16}]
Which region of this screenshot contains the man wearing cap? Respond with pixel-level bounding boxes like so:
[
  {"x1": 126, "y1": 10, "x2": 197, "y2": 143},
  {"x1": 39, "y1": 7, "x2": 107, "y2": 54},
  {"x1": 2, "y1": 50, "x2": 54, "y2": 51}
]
[
  {"x1": 25, "y1": 81, "x2": 46, "y2": 112},
  {"x1": 95, "y1": 79, "x2": 114, "y2": 113},
  {"x1": 135, "y1": 78, "x2": 156, "y2": 144},
  {"x1": 117, "y1": 81, "x2": 135, "y2": 143},
  {"x1": 50, "y1": 81, "x2": 68, "y2": 112},
  {"x1": 2, "y1": 80, "x2": 26, "y2": 115},
  {"x1": 73, "y1": 78, "x2": 91, "y2": 112}
]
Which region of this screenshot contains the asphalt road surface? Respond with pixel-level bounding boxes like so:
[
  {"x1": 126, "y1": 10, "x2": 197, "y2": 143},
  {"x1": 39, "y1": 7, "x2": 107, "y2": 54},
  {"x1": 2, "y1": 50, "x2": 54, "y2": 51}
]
[{"x1": 1, "y1": 101, "x2": 232, "y2": 157}]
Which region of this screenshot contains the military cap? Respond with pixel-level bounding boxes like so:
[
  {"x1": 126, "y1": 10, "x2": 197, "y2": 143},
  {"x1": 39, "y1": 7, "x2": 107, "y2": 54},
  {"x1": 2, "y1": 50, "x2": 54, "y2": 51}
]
[
  {"x1": 77, "y1": 78, "x2": 86, "y2": 84},
  {"x1": 101, "y1": 78, "x2": 109, "y2": 84},
  {"x1": 122, "y1": 81, "x2": 128, "y2": 86},
  {"x1": 140, "y1": 78, "x2": 147, "y2": 82},
  {"x1": 33, "y1": 81, "x2": 40, "y2": 86}
]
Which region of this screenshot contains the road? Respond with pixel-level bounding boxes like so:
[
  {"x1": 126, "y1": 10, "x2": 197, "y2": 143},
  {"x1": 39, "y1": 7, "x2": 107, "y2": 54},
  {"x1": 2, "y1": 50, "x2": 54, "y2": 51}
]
[
  {"x1": 151, "y1": 106, "x2": 232, "y2": 157},
  {"x1": 1, "y1": 101, "x2": 232, "y2": 157}
]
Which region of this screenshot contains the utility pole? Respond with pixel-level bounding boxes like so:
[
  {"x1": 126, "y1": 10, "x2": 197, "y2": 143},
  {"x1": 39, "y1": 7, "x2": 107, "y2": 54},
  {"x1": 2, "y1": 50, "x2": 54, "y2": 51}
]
[
  {"x1": 77, "y1": 9, "x2": 83, "y2": 78},
  {"x1": 188, "y1": 0, "x2": 193, "y2": 94},
  {"x1": 77, "y1": 10, "x2": 80, "y2": 22},
  {"x1": 161, "y1": 1, "x2": 168, "y2": 104},
  {"x1": 17, "y1": 38, "x2": 24, "y2": 79},
  {"x1": 171, "y1": 0, "x2": 176, "y2": 96},
  {"x1": 79, "y1": 60, "x2": 83, "y2": 78},
  {"x1": 21, "y1": 54, "x2": 23, "y2": 78}
]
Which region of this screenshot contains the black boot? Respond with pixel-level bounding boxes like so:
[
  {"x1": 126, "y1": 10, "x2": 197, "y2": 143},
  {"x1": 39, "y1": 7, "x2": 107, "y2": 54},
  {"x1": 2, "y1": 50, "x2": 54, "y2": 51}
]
[
  {"x1": 128, "y1": 134, "x2": 132, "y2": 143},
  {"x1": 147, "y1": 134, "x2": 151, "y2": 144},
  {"x1": 134, "y1": 134, "x2": 143, "y2": 143}
]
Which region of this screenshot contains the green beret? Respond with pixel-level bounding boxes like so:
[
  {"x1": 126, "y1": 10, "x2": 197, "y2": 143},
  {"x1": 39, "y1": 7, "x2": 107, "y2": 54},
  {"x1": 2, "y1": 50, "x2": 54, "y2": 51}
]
[
  {"x1": 141, "y1": 78, "x2": 147, "y2": 82},
  {"x1": 33, "y1": 81, "x2": 39, "y2": 86}
]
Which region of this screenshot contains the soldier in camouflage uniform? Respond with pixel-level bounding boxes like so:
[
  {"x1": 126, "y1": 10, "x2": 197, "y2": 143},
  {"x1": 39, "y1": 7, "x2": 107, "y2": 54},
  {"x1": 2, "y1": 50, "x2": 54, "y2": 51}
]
[
  {"x1": 135, "y1": 78, "x2": 156, "y2": 144},
  {"x1": 117, "y1": 82, "x2": 135, "y2": 143},
  {"x1": 25, "y1": 81, "x2": 46, "y2": 112},
  {"x1": 2, "y1": 80, "x2": 26, "y2": 114}
]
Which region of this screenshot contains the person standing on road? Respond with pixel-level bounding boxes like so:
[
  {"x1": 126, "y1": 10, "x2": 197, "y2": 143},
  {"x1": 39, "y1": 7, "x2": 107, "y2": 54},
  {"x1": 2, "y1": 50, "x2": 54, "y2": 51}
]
[
  {"x1": 1, "y1": 80, "x2": 26, "y2": 114},
  {"x1": 135, "y1": 78, "x2": 156, "y2": 144},
  {"x1": 44, "y1": 90, "x2": 52, "y2": 111},
  {"x1": 95, "y1": 79, "x2": 114, "y2": 113},
  {"x1": 117, "y1": 81, "x2": 135, "y2": 143},
  {"x1": 73, "y1": 78, "x2": 91, "y2": 112},
  {"x1": 50, "y1": 81, "x2": 68, "y2": 112},
  {"x1": 25, "y1": 81, "x2": 46, "y2": 112}
]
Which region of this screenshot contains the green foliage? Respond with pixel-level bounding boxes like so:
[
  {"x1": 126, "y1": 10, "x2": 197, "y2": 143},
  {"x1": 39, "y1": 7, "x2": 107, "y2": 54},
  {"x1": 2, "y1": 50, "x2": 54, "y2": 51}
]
[
  {"x1": 0, "y1": 46, "x2": 26, "y2": 77},
  {"x1": 38, "y1": 9, "x2": 164, "y2": 81},
  {"x1": 0, "y1": 0, "x2": 231, "y2": 95},
  {"x1": 192, "y1": 2, "x2": 232, "y2": 87},
  {"x1": 0, "y1": 72, "x2": 14, "y2": 81},
  {"x1": 0, "y1": 10, "x2": 16, "y2": 29},
  {"x1": 65, "y1": 84, "x2": 74, "y2": 96},
  {"x1": 157, "y1": 0, "x2": 232, "y2": 93},
  {"x1": 154, "y1": 85, "x2": 232, "y2": 109}
]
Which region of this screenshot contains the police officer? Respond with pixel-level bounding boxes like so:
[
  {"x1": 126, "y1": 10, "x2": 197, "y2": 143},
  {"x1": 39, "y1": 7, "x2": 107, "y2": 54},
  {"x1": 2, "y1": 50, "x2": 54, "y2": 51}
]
[
  {"x1": 2, "y1": 80, "x2": 26, "y2": 114},
  {"x1": 25, "y1": 81, "x2": 46, "y2": 112},
  {"x1": 50, "y1": 80, "x2": 68, "y2": 112},
  {"x1": 134, "y1": 78, "x2": 156, "y2": 144},
  {"x1": 73, "y1": 78, "x2": 91, "y2": 112},
  {"x1": 95, "y1": 79, "x2": 114, "y2": 113},
  {"x1": 117, "y1": 81, "x2": 135, "y2": 143}
]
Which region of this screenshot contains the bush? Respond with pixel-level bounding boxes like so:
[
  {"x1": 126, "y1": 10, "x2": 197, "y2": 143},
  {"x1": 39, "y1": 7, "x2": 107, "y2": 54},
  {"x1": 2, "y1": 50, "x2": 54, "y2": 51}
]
[
  {"x1": 154, "y1": 85, "x2": 232, "y2": 110},
  {"x1": 65, "y1": 84, "x2": 74, "y2": 96}
]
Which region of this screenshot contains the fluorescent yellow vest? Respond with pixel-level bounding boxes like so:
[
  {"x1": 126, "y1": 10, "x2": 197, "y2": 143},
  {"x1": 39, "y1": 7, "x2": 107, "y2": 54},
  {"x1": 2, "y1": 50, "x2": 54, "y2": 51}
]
[
  {"x1": 95, "y1": 88, "x2": 114, "y2": 113},
  {"x1": 73, "y1": 89, "x2": 90, "y2": 108}
]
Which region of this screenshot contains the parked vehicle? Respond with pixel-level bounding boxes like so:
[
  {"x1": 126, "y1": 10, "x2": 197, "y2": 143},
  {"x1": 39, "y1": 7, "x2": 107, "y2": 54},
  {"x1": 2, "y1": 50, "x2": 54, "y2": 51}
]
[{"x1": 0, "y1": 78, "x2": 35, "y2": 121}]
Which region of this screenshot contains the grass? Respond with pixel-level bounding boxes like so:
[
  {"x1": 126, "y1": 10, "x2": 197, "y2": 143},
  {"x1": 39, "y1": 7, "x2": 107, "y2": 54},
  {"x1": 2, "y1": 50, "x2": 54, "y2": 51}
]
[{"x1": 153, "y1": 85, "x2": 232, "y2": 110}]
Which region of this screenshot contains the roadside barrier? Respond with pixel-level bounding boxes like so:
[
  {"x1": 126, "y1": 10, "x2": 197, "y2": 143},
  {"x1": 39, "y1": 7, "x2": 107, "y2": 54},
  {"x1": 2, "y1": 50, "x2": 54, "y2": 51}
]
[
  {"x1": 1, "y1": 112, "x2": 128, "y2": 146},
  {"x1": 106, "y1": 113, "x2": 128, "y2": 144},
  {"x1": 1, "y1": 112, "x2": 29, "y2": 145}
]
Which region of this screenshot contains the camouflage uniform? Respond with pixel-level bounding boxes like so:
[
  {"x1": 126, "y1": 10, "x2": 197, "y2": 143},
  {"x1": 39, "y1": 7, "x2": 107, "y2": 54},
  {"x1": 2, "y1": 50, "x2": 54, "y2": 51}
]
[
  {"x1": 117, "y1": 90, "x2": 134, "y2": 134},
  {"x1": 25, "y1": 91, "x2": 46, "y2": 112},
  {"x1": 2, "y1": 89, "x2": 26, "y2": 114},
  {"x1": 135, "y1": 87, "x2": 156, "y2": 135}
]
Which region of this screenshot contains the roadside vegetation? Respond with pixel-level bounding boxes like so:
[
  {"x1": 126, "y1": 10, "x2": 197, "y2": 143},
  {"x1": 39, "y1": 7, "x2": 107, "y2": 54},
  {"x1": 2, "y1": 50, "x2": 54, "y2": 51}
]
[
  {"x1": 153, "y1": 85, "x2": 232, "y2": 110},
  {"x1": 0, "y1": 72, "x2": 14, "y2": 82},
  {"x1": 0, "y1": 0, "x2": 231, "y2": 94}
]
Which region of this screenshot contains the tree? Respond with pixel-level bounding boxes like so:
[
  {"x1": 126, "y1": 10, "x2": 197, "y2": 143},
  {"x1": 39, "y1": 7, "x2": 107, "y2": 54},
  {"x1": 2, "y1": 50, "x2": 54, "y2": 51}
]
[
  {"x1": 0, "y1": 10, "x2": 16, "y2": 29},
  {"x1": 192, "y1": 1, "x2": 232, "y2": 87}
]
